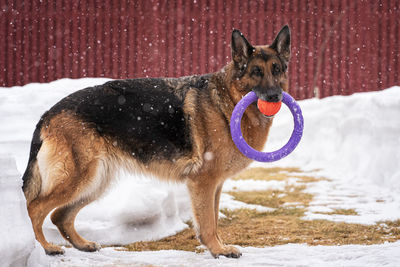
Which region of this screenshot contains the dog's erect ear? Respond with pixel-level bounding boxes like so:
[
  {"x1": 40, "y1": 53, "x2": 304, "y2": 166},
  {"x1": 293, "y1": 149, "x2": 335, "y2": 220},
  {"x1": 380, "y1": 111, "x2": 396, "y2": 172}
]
[
  {"x1": 270, "y1": 25, "x2": 291, "y2": 62},
  {"x1": 231, "y1": 29, "x2": 254, "y2": 71}
]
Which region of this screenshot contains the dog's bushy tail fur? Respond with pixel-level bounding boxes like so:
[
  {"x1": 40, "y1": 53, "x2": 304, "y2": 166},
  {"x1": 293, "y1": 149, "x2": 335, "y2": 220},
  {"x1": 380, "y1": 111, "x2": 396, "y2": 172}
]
[{"x1": 22, "y1": 118, "x2": 44, "y2": 204}]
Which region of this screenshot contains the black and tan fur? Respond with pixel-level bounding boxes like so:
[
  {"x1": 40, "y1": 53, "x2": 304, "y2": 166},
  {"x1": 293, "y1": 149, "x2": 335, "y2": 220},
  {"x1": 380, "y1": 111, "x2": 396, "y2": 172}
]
[{"x1": 22, "y1": 26, "x2": 291, "y2": 258}]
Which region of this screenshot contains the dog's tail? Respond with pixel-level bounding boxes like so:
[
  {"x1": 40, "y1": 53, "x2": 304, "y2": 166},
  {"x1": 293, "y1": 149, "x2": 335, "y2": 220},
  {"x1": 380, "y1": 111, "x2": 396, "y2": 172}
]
[{"x1": 22, "y1": 118, "x2": 44, "y2": 204}]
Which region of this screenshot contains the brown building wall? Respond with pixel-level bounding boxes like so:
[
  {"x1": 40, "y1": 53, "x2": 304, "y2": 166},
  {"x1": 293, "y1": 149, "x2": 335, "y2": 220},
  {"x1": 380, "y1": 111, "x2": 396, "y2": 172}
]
[{"x1": 1, "y1": 0, "x2": 399, "y2": 99}]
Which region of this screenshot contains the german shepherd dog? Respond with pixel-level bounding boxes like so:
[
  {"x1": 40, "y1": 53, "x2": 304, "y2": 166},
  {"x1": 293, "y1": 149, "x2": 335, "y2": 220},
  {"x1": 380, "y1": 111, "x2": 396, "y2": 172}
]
[{"x1": 22, "y1": 26, "x2": 290, "y2": 258}]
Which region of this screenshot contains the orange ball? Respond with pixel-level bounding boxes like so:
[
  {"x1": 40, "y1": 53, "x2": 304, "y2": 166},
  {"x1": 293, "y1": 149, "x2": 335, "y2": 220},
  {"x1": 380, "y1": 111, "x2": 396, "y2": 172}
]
[{"x1": 257, "y1": 99, "x2": 282, "y2": 116}]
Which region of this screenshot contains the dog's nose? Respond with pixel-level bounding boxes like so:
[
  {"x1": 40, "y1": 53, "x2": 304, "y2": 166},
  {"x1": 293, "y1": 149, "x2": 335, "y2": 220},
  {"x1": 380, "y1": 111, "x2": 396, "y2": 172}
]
[
  {"x1": 266, "y1": 90, "x2": 282, "y2": 102},
  {"x1": 253, "y1": 86, "x2": 282, "y2": 103}
]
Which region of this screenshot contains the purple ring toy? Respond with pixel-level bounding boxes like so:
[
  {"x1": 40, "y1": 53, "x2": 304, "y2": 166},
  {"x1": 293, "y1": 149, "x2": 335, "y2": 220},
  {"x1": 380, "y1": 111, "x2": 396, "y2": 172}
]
[{"x1": 230, "y1": 91, "x2": 304, "y2": 162}]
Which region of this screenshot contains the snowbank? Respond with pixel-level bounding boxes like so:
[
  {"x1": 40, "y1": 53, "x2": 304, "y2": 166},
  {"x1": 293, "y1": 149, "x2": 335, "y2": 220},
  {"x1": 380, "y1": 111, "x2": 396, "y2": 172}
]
[
  {"x1": 0, "y1": 155, "x2": 48, "y2": 267},
  {"x1": 43, "y1": 176, "x2": 192, "y2": 245},
  {"x1": 264, "y1": 86, "x2": 400, "y2": 190},
  {"x1": 0, "y1": 78, "x2": 111, "y2": 171}
]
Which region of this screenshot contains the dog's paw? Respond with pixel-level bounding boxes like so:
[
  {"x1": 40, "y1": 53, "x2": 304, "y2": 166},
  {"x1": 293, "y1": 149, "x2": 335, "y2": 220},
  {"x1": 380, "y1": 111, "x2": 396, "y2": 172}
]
[
  {"x1": 44, "y1": 244, "x2": 65, "y2": 255},
  {"x1": 182, "y1": 157, "x2": 203, "y2": 175},
  {"x1": 211, "y1": 245, "x2": 242, "y2": 259},
  {"x1": 75, "y1": 241, "x2": 101, "y2": 252}
]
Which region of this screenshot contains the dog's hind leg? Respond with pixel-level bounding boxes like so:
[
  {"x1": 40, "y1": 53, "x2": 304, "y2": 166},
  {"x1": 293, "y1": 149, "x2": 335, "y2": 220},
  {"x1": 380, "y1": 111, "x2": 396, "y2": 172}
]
[
  {"x1": 187, "y1": 177, "x2": 241, "y2": 258},
  {"x1": 51, "y1": 199, "x2": 100, "y2": 252},
  {"x1": 50, "y1": 158, "x2": 111, "y2": 252},
  {"x1": 28, "y1": 195, "x2": 67, "y2": 255},
  {"x1": 26, "y1": 138, "x2": 79, "y2": 255}
]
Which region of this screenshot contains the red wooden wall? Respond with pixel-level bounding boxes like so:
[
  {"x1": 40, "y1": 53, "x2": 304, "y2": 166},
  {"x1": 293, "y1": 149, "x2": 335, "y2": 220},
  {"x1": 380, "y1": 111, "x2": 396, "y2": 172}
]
[{"x1": 1, "y1": 0, "x2": 399, "y2": 99}]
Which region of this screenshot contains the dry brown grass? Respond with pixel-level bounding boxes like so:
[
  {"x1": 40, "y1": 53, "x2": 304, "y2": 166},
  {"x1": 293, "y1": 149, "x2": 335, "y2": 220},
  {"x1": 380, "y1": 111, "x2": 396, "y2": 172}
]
[
  {"x1": 218, "y1": 210, "x2": 400, "y2": 246},
  {"x1": 315, "y1": 209, "x2": 358, "y2": 215},
  {"x1": 228, "y1": 184, "x2": 312, "y2": 209},
  {"x1": 124, "y1": 221, "x2": 204, "y2": 253},
  {"x1": 232, "y1": 167, "x2": 326, "y2": 183},
  {"x1": 122, "y1": 167, "x2": 400, "y2": 252}
]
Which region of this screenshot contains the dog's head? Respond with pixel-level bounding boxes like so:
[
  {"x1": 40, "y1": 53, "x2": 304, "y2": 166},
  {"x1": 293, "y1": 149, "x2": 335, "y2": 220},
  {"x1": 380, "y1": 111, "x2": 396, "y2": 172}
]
[{"x1": 231, "y1": 26, "x2": 291, "y2": 102}]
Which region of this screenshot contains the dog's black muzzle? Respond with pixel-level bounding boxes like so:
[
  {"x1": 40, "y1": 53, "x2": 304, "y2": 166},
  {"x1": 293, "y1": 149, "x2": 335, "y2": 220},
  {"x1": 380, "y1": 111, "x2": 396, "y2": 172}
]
[{"x1": 253, "y1": 86, "x2": 283, "y2": 103}]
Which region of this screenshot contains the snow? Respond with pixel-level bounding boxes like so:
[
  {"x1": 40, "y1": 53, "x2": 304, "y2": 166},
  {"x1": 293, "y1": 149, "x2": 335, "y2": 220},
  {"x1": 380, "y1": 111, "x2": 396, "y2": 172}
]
[
  {"x1": 265, "y1": 87, "x2": 400, "y2": 190},
  {"x1": 0, "y1": 79, "x2": 399, "y2": 266},
  {"x1": 0, "y1": 155, "x2": 49, "y2": 267},
  {"x1": 47, "y1": 242, "x2": 400, "y2": 267},
  {"x1": 43, "y1": 178, "x2": 192, "y2": 246}
]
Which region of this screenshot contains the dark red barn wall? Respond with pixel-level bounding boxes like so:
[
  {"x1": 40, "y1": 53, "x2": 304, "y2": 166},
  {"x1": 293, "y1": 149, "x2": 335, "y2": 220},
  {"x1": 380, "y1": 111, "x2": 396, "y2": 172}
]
[{"x1": 1, "y1": 0, "x2": 399, "y2": 99}]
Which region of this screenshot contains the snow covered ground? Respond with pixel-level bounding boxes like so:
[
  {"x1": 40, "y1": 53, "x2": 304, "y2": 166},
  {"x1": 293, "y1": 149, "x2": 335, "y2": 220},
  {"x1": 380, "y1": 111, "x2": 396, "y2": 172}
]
[
  {"x1": 48, "y1": 242, "x2": 400, "y2": 267},
  {"x1": 0, "y1": 79, "x2": 399, "y2": 266}
]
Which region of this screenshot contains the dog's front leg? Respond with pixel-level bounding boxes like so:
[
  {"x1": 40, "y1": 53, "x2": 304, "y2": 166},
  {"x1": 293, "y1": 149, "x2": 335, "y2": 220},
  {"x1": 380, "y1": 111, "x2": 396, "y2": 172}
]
[
  {"x1": 187, "y1": 178, "x2": 242, "y2": 258},
  {"x1": 214, "y1": 183, "x2": 223, "y2": 244}
]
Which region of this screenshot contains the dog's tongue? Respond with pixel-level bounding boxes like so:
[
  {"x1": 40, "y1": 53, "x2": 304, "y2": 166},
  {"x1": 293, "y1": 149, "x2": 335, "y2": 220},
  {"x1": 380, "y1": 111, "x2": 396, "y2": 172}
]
[{"x1": 257, "y1": 99, "x2": 282, "y2": 117}]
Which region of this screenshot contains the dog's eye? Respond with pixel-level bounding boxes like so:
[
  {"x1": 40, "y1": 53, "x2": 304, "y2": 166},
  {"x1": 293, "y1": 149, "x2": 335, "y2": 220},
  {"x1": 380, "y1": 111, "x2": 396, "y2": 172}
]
[
  {"x1": 272, "y1": 63, "x2": 281, "y2": 76},
  {"x1": 252, "y1": 66, "x2": 263, "y2": 77}
]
